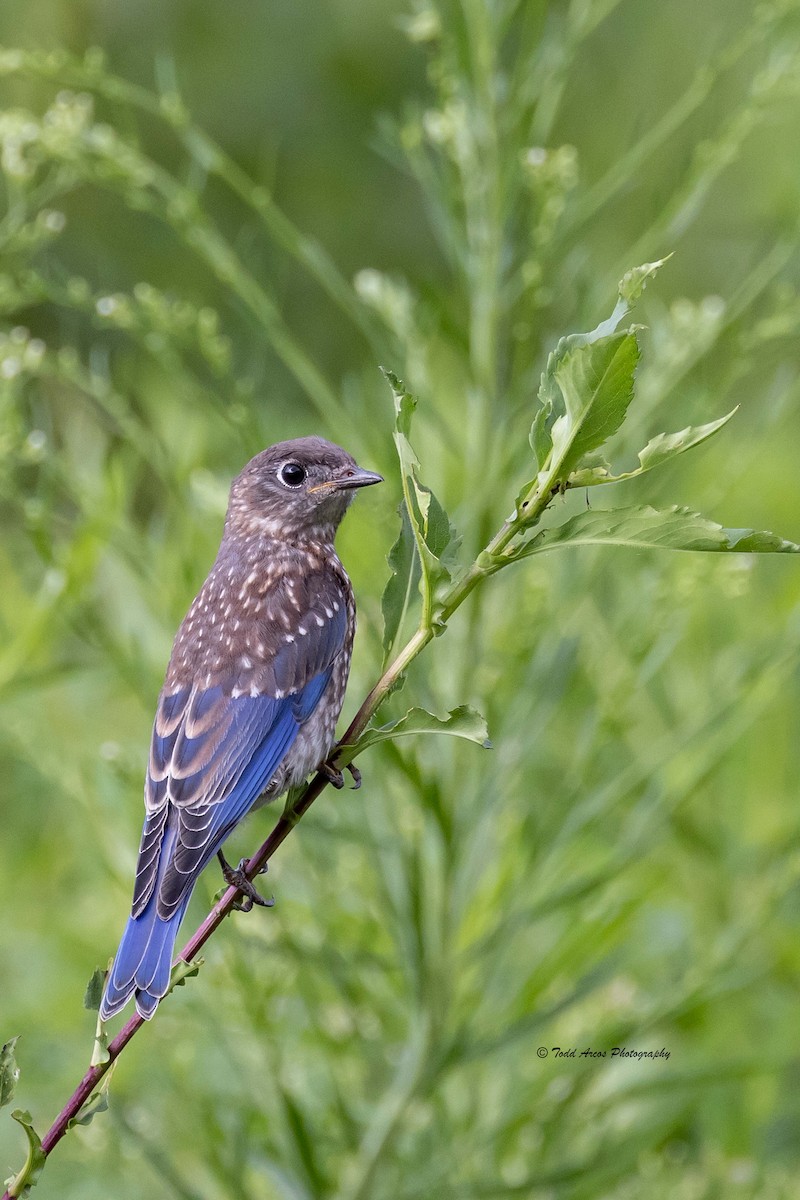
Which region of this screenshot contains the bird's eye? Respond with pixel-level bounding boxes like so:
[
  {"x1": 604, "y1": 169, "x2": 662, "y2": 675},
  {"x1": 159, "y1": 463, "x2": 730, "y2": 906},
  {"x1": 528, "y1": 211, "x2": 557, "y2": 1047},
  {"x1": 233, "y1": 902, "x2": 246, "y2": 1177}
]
[{"x1": 279, "y1": 462, "x2": 307, "y2": 488}]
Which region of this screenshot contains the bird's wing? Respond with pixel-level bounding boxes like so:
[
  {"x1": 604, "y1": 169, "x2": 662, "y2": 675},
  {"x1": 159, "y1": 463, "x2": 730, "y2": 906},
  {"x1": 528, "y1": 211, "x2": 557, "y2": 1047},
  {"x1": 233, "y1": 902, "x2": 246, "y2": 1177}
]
[{"x1": 132, "y1": 568, "x2": 349, "y2": 920}]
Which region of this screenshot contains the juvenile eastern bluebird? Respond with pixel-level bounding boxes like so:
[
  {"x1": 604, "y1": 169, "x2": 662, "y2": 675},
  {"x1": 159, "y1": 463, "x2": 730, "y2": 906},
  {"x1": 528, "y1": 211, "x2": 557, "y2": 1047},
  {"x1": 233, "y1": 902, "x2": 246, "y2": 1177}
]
[{"x1": 100, "y1": 437, "x2": 382, "y2": 1021}]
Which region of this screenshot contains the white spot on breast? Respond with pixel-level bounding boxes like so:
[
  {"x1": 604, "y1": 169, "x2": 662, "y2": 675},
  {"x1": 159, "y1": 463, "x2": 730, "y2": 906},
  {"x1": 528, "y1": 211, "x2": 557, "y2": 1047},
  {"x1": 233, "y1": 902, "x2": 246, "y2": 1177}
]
[
  {"x1": 285, "y1": 634, "x2": 295, "y2": 643},
  {"x1": 298, "y1": 625, "x2": 307, "y2": 636},
  {"x1": 315, "y1": 614, "x2": 324, "y2": 627},
  {"x1": 241, "y1": 655, "x2": 253, "y2": 669},
  {"x1": 324, "y1": 607, "x2": 333, "y2": 618},
  {"x1": 333, "y1": 601, "x2": 340, "y2": 612}
]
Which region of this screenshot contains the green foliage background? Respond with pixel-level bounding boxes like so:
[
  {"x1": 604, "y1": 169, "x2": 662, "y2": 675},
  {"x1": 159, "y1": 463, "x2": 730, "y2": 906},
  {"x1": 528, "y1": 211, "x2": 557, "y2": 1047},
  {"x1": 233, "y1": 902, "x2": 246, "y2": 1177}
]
[{"x1": 1, "y1": 1, "x2": 799, "y2": 1196}]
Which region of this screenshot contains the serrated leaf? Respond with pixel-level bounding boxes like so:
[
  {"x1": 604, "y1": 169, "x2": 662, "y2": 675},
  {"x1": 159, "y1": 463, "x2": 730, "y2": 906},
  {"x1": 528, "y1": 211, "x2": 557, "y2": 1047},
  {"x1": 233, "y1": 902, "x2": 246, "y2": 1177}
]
[
  {"x1": 381, "y1": 504, "x2": 421, "y2": 666},
  {"x1": 527, "y1": 257, "x2": 670, "y2": 489},
  {"x1": 340, "y1": 705, "x2": 491, "y2": 758},
  {"x1": 568, "y1": 408, "x2": 738, "y2": 487},
  {"x1": 548, "y1": 331, "x2": 640, "y2": 480},
  {"x1": 1, "y1": 1038, "x2": 20, "y2": 1108},
  {"x1": 7, "y1": 1109, "x2": 46, "y2": 1197},
  {"x1": 83, "y1": 968, "x2": 105, "y2": 1012},
  {"x1": 635, "y1": 409, "x2": 736, "y2": 474},
  {"x1": 382, "y1": 369, "x2": 460, "y2": 630},
  {"x1": 511, "y1": 505, "x2": 800, "y2": 558}
]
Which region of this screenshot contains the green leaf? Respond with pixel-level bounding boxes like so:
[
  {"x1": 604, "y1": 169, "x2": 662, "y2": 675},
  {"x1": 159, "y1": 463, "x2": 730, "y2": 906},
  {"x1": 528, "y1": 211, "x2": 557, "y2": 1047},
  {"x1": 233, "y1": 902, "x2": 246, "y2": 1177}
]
[
  {"x1": 511, "y1": 505, "x2": 800, "y2": 558},
  {"x1": 90, "y1": 1024, "x2": 111, "y2": 1069},
  {"x1": 384, "y1": 366, "x2": 416, "y2": 438},
  {"x1": 550, "y1": 331, "x2": 640, "y2": 478},
  {"x1": 618, "y1": 255, "x2": 672, "y2": 308},
  {"x1": 567, "y1": 408, "x2": 738, "y2": 487},
  {"x1": 1, "y1": 1038, "x2": 20, "y2": 1108},
  {"x1": 83, "y1": 968, "x2": 105, "y2": 1012},
  {"x1": 540, "y1": 255, "x2": 668, "y2": 384},
  {"x1": 381, "y1": 504, "x2": 421, "y2": 666},
  {"x1": 68, "y1": 1086, "x2": 109, "y2": 1129},
  {"x1": 581, "y1": 257, "x2": 671, "y2": 345},
  {"x1": 529, "y1": 401, "x2": 553, "y2": 470},
  {"x1": 382, "y1": 369, "x2": 460, "y2": 630},
  {"x1": 6, "y1": 1110, "x2": 46, "y2": 1198},
  {"x1": 524, "y1": 258, "x2": 670, "y2": 507},
  {"x1": 168, "y1": 958, "x2": 203, "y2": 993},
  {"x1": 340, "y1": 704, "x2": 492, "y2": 759}
]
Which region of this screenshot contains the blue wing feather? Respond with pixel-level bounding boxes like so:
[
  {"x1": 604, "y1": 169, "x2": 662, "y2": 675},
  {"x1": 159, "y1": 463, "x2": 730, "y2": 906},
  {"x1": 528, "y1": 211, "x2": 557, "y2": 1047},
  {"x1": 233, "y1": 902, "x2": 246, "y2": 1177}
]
[
  {"x1": 290, "y1": 666, "x2": 333, "y2": 722},
  {"x1": 160, "y1": 695, "x2": 302, "y2": 908}
]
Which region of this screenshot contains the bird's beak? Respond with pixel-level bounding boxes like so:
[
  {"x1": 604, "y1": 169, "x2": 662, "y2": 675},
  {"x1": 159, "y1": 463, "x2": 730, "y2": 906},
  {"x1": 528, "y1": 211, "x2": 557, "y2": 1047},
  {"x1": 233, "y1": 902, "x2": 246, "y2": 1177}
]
[
  {"x1": 332, "y1": 467, "x2": 384, "y2": 491},
  {"x1": 308, "y1": 467, "x2": 384, "y2": 494}
]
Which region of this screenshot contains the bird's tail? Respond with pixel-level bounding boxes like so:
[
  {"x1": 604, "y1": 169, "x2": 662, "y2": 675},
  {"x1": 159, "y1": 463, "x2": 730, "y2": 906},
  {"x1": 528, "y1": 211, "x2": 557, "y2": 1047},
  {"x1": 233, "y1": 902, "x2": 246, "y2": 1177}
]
[{"x1": 100, "y1": 822, "x2": 191, "y2": 1021}]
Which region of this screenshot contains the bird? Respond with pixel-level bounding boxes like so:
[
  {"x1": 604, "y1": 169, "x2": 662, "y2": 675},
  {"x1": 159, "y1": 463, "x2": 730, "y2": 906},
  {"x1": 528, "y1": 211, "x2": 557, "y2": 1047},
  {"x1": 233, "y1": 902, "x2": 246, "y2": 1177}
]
[{"x1": 100, "y1": 437, "x2": 382, "y2": 1021}]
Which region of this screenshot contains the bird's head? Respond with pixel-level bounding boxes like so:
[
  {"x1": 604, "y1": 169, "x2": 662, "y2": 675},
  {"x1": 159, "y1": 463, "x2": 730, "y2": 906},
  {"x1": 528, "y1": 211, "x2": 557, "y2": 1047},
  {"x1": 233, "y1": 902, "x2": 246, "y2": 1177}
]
[{"x1": 226, "y1": 436, "x2": 383, "y2": 544}]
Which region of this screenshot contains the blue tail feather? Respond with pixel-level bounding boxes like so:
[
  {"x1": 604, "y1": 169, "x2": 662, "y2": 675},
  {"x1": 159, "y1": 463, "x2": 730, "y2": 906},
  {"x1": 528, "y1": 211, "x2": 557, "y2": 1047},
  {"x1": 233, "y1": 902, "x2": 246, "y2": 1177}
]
[{"x1": 100, "y1": 822, "x2": 190, "y2": 1021}]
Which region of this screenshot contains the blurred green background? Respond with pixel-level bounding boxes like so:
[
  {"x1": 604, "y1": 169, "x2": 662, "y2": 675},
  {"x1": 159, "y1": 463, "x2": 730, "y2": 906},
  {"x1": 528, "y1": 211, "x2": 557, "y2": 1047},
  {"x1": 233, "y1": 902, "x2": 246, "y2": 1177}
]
[{"x1": 1, "y1": 1, "x2": 800, "y2": 1197}]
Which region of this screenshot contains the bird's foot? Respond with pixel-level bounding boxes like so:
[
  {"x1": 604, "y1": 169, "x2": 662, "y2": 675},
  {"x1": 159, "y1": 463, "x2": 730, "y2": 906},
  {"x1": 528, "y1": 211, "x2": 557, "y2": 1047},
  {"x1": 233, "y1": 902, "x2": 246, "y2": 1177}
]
[
  {"x1": 217, "y1": 851, "x2": 275, "y2": 913},
  {"x1": 319, "y1": 760, "x2": 361, "y2": 790}
]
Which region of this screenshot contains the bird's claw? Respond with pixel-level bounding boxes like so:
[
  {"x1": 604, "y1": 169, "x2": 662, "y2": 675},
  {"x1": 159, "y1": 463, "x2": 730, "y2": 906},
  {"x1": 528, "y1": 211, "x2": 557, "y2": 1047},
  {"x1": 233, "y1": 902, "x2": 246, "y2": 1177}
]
[
  {"x1": 319, "y1": 761, "x2": 345, "y2": 788},
  {"x1": 217, "y1": 851, "x2": 275, "y2": 912},
  {"x1": 320, "y1": 760, "x2": 361, "y2": 790}
]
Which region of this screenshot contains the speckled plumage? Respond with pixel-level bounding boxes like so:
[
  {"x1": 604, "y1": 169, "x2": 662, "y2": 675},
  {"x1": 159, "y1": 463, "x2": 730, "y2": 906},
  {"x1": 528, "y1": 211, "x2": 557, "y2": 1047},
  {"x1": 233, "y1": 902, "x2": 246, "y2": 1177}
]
[{"x1": 100, "y1": 437, "x2": 382, "y2": 1021}]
